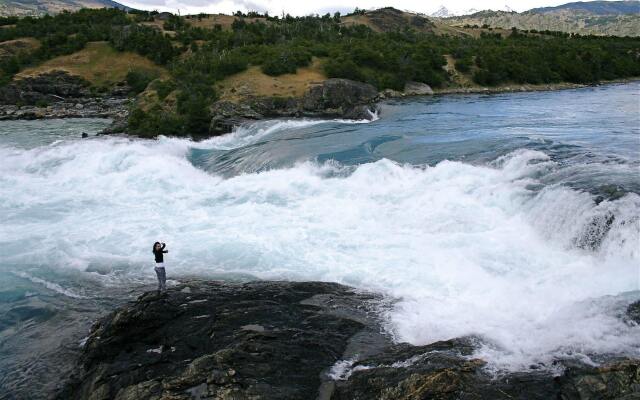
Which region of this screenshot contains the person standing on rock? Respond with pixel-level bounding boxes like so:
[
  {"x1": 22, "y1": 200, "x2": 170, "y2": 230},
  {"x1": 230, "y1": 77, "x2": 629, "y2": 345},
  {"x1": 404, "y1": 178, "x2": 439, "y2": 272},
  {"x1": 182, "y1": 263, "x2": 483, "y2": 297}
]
[{"x1": 152, "y1": 242, "x2": 168, "y2": 292}]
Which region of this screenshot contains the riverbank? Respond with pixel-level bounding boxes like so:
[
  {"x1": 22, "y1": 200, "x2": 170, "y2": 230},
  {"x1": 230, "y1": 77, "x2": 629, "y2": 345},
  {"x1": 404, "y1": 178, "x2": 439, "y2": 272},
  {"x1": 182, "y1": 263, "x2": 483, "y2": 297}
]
[
  {"x1": 0, "y1": 98, "x2": 129, "y2": 120},
  {"x1": 432, "y1": 77, "x2": 640, "y2": 95},
  {"x1": 0, "y1": 70, "x2": 130, "y2": 122},
  {"x1": 0, "y1": 75, "x2": 638, "y2": 139},
  {"x1": 58, "y1": 280, "x2": 640, "y2": 400}
]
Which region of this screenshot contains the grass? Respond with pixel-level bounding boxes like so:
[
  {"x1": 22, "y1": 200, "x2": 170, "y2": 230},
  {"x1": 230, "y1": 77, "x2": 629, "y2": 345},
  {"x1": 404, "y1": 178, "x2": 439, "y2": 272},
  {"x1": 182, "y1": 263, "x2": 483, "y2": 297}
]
[
  {"x1": 16, "y1": 41, "x2": 168, "y2": 88},
  {"x1": 0, "y1": 37, "x2": 40, "y2": 59},
  {"x1": 185, "y1": 14, "x2": 268, "y2": 30},
  {"x1": 217, "y1": 57, "x2": 327, "y2": 101}
]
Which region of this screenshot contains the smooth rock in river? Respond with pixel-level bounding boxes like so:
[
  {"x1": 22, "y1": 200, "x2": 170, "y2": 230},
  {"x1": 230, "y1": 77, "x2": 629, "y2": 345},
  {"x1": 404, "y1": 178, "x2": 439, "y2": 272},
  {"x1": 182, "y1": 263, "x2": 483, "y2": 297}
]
[{"x1": 403, "y1": 81, "x2": 434, "y2": 96}]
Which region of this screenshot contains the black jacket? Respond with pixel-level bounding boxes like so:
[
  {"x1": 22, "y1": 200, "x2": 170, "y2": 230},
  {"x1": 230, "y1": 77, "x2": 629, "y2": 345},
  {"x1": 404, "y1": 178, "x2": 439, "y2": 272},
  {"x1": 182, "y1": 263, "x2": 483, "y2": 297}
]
[{"x1": 153, "y1": 243, "x2": 168, "y2": 263}]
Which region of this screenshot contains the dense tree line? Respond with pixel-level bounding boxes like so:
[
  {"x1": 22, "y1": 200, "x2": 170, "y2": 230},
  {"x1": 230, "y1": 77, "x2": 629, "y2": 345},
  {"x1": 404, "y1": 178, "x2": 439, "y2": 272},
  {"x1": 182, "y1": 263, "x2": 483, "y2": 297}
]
[{"x1": 1, "y1": 8, "x2": 638, "y2": 135}]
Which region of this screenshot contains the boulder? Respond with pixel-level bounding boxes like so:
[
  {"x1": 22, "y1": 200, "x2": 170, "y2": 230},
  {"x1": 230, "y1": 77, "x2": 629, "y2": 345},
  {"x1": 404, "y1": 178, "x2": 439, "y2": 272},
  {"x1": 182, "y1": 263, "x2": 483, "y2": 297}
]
[
  {"x1": 208, "y1": 100, "x2": 264, "y2": 134},
  {"x1": 301, "y1": 78, "x2": 378, "y2": 112},
  {"x1": 378, "y1": 88, "x2": 404, "y2": 99},
  {"x1": 403, "y1": 81, "x2": 434, "y2": 96}
]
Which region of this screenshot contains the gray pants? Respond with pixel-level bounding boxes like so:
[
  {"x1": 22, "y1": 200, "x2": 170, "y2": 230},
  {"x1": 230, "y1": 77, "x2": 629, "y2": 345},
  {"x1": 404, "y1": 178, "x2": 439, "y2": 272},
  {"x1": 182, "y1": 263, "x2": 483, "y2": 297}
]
[{"x1": 154, "y1": 266, "x2": 166, "y2": 291}]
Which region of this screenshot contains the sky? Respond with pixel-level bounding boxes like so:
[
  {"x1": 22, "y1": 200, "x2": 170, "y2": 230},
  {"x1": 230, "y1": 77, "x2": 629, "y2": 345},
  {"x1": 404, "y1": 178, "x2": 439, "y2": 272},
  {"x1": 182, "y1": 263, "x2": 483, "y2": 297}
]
[{"x1": 116, "y1": 0, "x2": 615, "y2": 17}]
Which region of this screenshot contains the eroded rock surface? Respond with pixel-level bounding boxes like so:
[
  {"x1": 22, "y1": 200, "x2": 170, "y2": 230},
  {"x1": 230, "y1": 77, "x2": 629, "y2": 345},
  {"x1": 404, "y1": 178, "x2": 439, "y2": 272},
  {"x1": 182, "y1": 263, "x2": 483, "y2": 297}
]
[
  {"x1": 332, "y1": 339, "x2": 640, "y2": 400},
  {"x1": 0, "y1": 71, "x2": 130, "y2": 120},
  {"x1": 208, "y1": 79, "x2": 379, "y2": 135},
  {"x1": 57, "y1": 281, "x2": 383, "y2": 400},
  {"x1": 58, "y1": 281, "x2": 640, "y2": 400}
]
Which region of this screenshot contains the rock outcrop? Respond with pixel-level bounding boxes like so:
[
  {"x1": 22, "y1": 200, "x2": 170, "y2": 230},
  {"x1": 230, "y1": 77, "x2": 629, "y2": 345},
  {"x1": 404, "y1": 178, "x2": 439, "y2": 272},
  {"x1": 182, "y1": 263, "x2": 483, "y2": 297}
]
[
  {"x1": 0, "y1": 71, "x2": 92, "y2": 105},
  {"x1": 57, "y1": 281, "x2": 385, "y2": 400},
  {"x1": 208, "y1": 79, "x2": 379, "y2": 135},
  {"x1": 0, "y1": 98, "x2": 130, "y2": 120},
  {"x1": 58, "y1": 280, "x2": 640, "y2": 400},
  {"x1": 627, "y1": 300, "x2": 640, "y2": 325},
  {"x1": 0, "y1": 71, "x2": 130, "y2": 120},
  {"x1": 332, "y1": 340, "x2": 640, "y2": 400}
]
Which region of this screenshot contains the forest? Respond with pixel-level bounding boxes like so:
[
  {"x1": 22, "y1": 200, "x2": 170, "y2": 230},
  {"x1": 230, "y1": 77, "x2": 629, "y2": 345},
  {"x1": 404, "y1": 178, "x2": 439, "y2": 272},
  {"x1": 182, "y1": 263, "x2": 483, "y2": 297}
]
[{"x1": 1, "y1": 8, "x2": 639, "y2": 135}]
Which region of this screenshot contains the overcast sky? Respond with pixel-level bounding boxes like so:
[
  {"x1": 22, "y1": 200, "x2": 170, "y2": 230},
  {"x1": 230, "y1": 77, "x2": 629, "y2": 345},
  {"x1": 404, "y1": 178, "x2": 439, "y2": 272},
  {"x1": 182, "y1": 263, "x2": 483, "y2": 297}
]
[{"x1": 116, "y1": 0, "x2": 614, "y2": 17}]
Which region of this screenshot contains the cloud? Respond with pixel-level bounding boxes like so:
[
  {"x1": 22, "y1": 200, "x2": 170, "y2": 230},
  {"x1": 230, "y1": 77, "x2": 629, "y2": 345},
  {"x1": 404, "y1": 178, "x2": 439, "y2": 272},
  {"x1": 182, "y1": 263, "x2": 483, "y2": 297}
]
[{"x1": 115, "y1": 0, "x2": 590, "y2": 16}]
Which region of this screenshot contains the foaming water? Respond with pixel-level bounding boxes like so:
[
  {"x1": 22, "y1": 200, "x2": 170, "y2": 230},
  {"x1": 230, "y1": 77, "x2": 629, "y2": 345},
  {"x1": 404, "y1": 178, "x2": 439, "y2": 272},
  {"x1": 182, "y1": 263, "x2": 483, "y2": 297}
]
[
  {"x1": 1, "y1": 137, "x2": 638, "y2": 371},
  {"x1": 1, "y1": 84, "x2": 639, "y2": 395}
]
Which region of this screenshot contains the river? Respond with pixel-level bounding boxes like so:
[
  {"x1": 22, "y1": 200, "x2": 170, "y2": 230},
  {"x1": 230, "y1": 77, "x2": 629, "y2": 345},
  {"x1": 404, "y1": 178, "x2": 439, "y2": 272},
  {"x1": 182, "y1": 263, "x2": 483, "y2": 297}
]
[{"x1": 1, "y1": 83, "x2": 639, "y2": 397}]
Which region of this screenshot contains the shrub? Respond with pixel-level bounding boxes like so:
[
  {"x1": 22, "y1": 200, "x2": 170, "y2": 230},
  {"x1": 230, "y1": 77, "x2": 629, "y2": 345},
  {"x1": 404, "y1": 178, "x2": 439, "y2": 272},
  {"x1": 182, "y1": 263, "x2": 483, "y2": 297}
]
[{"x1": 126, "y1": 69, "x2": 160, "y2": 94}]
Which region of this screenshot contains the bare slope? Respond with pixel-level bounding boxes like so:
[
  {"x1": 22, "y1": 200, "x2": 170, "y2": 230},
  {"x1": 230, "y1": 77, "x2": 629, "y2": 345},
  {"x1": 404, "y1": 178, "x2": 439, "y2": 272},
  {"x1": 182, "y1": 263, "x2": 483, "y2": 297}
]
[
  {"x1": 0, "y1": 0, "x2": 128, "y2": 17},
  {"x1": 16, "y1": 41, "x2": 166, "y2": 88}
]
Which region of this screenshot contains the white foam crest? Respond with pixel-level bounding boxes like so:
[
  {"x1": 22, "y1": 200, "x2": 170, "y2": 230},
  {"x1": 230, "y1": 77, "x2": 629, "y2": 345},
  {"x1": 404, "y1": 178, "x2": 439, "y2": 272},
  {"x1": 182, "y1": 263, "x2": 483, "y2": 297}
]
[
  {"x1": 193, "y1": 117, "x2": 376, "y2": 151},
  {"x1": 12, "y1": 271, "x2": 86, "y2": 299},
  {"x1": 1, "y1": 140, "x2": 638, "y2": 371}
]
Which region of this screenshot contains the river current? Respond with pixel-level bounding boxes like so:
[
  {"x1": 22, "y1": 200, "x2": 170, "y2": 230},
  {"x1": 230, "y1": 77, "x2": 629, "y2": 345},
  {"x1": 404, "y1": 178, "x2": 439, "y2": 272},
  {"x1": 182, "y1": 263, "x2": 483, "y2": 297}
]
[{"x1": 1, "y1": 83, "x2": 639, "y2": 397}]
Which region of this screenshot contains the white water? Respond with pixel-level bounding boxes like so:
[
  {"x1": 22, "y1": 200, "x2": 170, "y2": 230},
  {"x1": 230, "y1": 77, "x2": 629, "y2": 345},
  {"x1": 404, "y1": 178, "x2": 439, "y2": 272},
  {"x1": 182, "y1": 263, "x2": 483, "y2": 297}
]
[{"x1": 1, "y1": 123, "x2": 639, "y2": 372}]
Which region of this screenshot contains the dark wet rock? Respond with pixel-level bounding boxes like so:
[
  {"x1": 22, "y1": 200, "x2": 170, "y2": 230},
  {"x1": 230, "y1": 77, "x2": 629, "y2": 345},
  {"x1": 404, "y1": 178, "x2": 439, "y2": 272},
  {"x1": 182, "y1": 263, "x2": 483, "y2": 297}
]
[
  {"x1": 0, "y1": 98, "x2": 130, "y2": 121},
  {"x1": 333, "y1": 340, "x2": 640, "y2": 400},
  {"x1": 98, "y1": 112, "x2": 129, "y2": 135},
  {"x1": 627, "y1": 301, "x2": 640, "y2": 325},
  {"x1": 0, "y1": 71, "x2": 131, "y2": 121},
  {"x1": 0, "y1": 71, "x2": 91, "y2": 105},
  {"x1": 57, "y1": 281, "x2": 384, "y2": 400},
  {"x1": 56, "y1": 279, "x2": 640, "y2": 400},
  {"x1": 300, "y1": 78, "x2": 378, "y2": 115},
  {"x1": 557, "y1": 360, "x2": 640, "y2": 400},
  {"x1": 209, "y1": 100, "x2": 264, "y2": 134}
]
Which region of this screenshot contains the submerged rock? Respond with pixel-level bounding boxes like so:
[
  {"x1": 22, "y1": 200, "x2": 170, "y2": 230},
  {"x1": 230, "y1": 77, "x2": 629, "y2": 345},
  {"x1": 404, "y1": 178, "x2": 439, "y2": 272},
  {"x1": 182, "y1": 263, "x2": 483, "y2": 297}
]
[{"x1": 58, "y1": 281, "x2": 640, "y2": 400}]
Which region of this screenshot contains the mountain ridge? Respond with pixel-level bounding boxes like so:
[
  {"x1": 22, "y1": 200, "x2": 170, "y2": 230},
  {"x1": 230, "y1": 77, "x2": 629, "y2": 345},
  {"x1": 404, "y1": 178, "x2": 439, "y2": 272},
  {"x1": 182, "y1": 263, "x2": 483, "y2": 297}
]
[
  {"x1": 444, "y1": 1, "x2": 639, "y2": 36},
  {"x1": 0, "y1": 0, "x2": 129, "y2": 17},
  {"x1": 529, "y1": 0, "x2": 640, "y2": 15}
]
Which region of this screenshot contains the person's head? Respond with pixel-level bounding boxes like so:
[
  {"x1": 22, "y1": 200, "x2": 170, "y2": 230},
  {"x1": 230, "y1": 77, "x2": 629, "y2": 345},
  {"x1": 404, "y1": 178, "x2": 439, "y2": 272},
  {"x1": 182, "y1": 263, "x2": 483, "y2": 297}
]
[{"x1": 153, "y1": 242, "x2": 161, "y2": 250}]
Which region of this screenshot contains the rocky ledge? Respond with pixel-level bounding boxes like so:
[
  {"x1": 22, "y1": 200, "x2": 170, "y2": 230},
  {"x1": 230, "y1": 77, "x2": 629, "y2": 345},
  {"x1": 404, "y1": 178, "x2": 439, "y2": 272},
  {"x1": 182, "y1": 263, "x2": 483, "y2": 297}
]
[
  {"x1": 0, "y1": 71, "x2": 130, "y2": 121},
  {"x1": 57, "y1": 281, "x2": 640, "y2": 400},
  {"x1": 208, "y1": 79, "x2": 380, "y2": 135}
]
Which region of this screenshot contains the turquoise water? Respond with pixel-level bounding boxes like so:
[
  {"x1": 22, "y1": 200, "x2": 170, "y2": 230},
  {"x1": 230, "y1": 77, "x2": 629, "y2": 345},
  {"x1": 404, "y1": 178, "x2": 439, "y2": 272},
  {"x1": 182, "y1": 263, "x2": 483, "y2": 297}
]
[{"x1": 1, "y1": 83, "x2": 639, "y2": 397}]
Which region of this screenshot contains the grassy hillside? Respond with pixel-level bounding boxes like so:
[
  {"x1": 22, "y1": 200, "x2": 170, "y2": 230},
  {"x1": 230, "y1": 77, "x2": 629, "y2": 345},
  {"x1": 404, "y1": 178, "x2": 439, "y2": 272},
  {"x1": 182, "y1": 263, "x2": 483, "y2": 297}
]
[
  {"x1": 16, "y1": 41, "x2": 166, "y2": 88},
  {"x1": 217, "y1": 57, "x2": 326, "y2": 101},
  {"x1": 0, "y1": 36, "x2": 38, "y2": 60}
]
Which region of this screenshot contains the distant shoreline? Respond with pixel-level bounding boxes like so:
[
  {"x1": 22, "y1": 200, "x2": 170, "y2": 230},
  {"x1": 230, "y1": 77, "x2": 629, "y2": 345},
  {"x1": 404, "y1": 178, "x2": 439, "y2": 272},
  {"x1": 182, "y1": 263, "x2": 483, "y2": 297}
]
[
  {"x1": 1, "y1": 78, "x2": 637, "y2": 137},
  {"x1": 431, "y1": 77, "x2": 640, "y2": 96}
]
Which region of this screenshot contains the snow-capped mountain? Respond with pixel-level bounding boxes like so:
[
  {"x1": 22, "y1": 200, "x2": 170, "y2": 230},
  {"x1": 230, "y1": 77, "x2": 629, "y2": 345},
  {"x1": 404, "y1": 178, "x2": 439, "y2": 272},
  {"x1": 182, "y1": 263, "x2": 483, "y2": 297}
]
[
  {"x1": 430, "y1": 4, "x2": 514, "y2": 17},
  {"x1": 430, "y1": 6, "x2": 452, "y2": 17}
]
